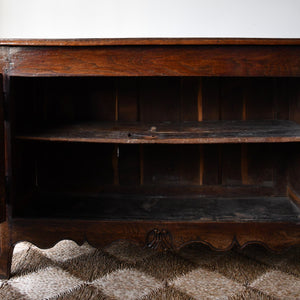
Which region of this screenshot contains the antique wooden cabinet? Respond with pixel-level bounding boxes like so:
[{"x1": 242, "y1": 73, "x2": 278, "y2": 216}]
[{"x1": 0, "y1": 38, "x2": 300, "y2": 278}]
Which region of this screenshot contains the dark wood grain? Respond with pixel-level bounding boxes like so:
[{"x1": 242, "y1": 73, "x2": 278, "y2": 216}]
[
  {"x1": 0, "y1": 47, "x2": 9, "y2": 74},
  {"x1": 0, "y1": 75, "x2": 5, "y2": 222},
  {"x1": 1, "y1": 40, "x2": 300, "y2": 279},
  {"x1": 10, "y1": 219, "x2": 300, "y2": 253},
  {"x1": 288, "y1": 80, "x2": 300, "y2": 199},
  {"x1": 17, "y1": 191, "x2": 300, "y2": 222},
  {"x1": 16, "y1": 120, "x2": 300, "y2": 144},
  {"x1": 6, "y1": 46, "x2": 300, "y2": 77},
  {"x1": 1, "y1": 38, "x2": 300, "y2": 46},
  {"x1": 0, "y1": 222, "x2": 13, "y2": 279}
]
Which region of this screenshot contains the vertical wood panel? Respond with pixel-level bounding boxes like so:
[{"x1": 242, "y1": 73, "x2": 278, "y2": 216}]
[
  {"x1": 246, "y1": 78, "x2": 275, "y2": 187},
  {"x1": 288, "y1": 78, "x2": 300, "y2": 197},
  {"x1": 140, "y1": 78, "x2": 181, "y2": 186},
  {"x1": 143, "y1": 144, "x2": 201, "y2": 186},
  {"x1": 118, "y1": 78, "x2": 139, "y2": 121},
  {"x1": 139, "y1": 78, "x2": 181, "y2": 122},
  {"x1": 247, "y1": 144, "x2": 274, "y2": 187},
  {"x1": 202, "y1": 78, "x2": 220, "y2": 121},
  {"x1": 88, "y1": 78, "x2": 115, "y2": 121},
  {"x1": 220, "y1": 78, "x2": 243, "y2": 185},
  {"x1": 0, "y1": 74, "x2": 5, "y2": 222},
  {"x1": 33, "y1": 78, "x2": 117, "y2": 192},
  {"x1": 273, "y1": 78, "x2": 289, "y2": 121},
  {"x1": 272, "y1": 78, "x2": 290, "y2": 194},
  {"x1": 180, "y1": 77, "x2": 201, "y2": 186},
  {"x1": 197, "y1": 79, "x2": 203, "y2": 185},
  {"x1": 289, "y1": 78, "x2": 300, "y2": 124},
  {"x1": 246, "y1": 78, "x2": 274, "y2": 120},
  {"x1": 141, "y1": 78, "x2": 201, "y2": 186},
  {"x1": 113, "y1": 80, "x2": 119, "y2": 185},
  {"x1": 118, "y1": 78, "x2": 140, "y2": 185},
  {"x1": 180, "y1": 78, "x2": 199, "y2": 121},
  {"x1": 38, "y1": 143, "x2": 114, "y2": 190},
  {"x1": 202, "y1": 78, "x2": 220, "y2": 185}
]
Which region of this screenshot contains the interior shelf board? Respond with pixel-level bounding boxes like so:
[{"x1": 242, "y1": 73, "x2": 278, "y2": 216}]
[
  {"x1": 18, "y1": 192, "x2": 300, "y2": 222},
  {"x1": 16, "y1": 120, "x2": 300, "y2": 144}
]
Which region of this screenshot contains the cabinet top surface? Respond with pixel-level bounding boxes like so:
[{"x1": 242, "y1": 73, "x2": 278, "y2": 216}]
[{"x1": 1, "y1": 38, "x2": 300, "y2": 46}]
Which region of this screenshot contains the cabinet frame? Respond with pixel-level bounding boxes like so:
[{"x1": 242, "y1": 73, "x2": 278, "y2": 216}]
[{"x1": 0, "y1": 38, "x2": 300, "y2": 279}]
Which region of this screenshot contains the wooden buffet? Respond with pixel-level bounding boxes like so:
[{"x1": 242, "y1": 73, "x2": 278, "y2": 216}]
[{"x1": 0, "y1": 38, "x2": 300, "y2": 278}]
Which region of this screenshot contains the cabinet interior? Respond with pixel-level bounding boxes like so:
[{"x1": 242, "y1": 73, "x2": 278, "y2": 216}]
[{"x1": 11, "y1": 76, "x2": 300, "y2": 221}]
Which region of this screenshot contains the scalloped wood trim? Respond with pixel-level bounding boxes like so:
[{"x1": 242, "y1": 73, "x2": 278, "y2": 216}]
[{"x1": 10, "y1": 219, "x2": 300, "y2": 253}]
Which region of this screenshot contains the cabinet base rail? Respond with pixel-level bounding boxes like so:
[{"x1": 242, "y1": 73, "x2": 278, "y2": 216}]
[{"x1": 0, "y1": 219, "x2": 299, "y2": 279}]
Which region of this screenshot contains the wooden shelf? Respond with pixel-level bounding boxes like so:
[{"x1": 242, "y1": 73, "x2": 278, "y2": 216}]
[
  {"x1": 16, "y1": 120, "x2": 300, "y2": 144},
  {"x1": 19, "y1": 192, "x2": 300, "y2": 222}
]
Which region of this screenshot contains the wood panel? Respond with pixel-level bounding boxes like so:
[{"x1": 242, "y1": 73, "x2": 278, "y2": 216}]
[
  {"x1": 273, "y1": 78, "x2": 290, "y2": 121},
  {"x1": 36, "y1": 143, "x2": 114, "y2": 190},
  {"x1": 220, "y1": 79, "x2": 243, "y2": 185},
  {"x1": 2, "y1": 38, "x2": 300, "y2": 47},
  {"x1": 7, "y1": 46, "x2": 300, "y2": 77},
  {"x1": 180, "y1": 78, "x2": 201, "y2": 185},
  {"x1": 16, "y1": 120, "x2": 300, "y2": 144},
  {"x1": 86, "y1": 78, "x2": 115, "y2": 121},
  {"x1": 118, "y1": 78, "x2": 139, "y2": 121},
  {"x1": 180, "y1": 78, "x2": 199, "y2": 121},
  {"x1": 0, "y1": 74, "x2": 5, "y2": 222},
  {"x1": 139, "y1": 78, "x2": 181, "y2": 122},
  {"x1": 11, "y1": 219, "x2": 300, "y2": 253},
  {"x1": 202, "y1": 78, "x2": 220, "y2": 185},
  {"x1": 17, "y1": 192, "x2": 300, "y2": 222},
  {"x1": 140, "y1": 78, "x2": 182, "y2": 186},
  {"x1": 245, "y1": 79, "x2": 275, "y2": 187},
  {"x1": 289, "y1": 78, "x2": 300, "y2": 198},
  {"x1": 117, "y1": 78, "x2": 140, "y2": 185}
]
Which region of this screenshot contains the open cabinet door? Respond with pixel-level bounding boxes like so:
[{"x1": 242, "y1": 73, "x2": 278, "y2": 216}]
[{"x1": 0, "y1": 74, "x2": 5, "y2": 222}]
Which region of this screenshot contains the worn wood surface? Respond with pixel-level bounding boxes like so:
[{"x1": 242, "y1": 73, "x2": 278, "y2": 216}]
[
  {"x1": 10, "y1": 219, "x2": 300, "y2": 252},
  {"x1": 1, "y1": 38, "x2": 300, "y2": 46},
  {"x1": 0, "y1": 221, "x2": 13, "y2": 279},
  {"x1": 13, "y1": 76, "x2": 295, "y2": 192},
  {"x1": 288, "y1": 80, "x2": 300, "y2": 199},
  {"x1": 0, "y1": 74, "x2": 5, "y2": 222},
  {"x1": 16, "y1": 120, "x2": 300, "y2": 144},
  {"x1": 4, "y1": 46, "x2": 300, "y2": 77},
  {"x1": 18, "y1": 192, "x2": 300, "y2": 222},
  {"x1": 1, "y1": 39, "x2": 300, "y2": 278}
]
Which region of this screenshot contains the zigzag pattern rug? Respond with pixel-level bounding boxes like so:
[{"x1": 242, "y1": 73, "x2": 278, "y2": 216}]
[{"x1": 0, "y1": 240, "x2": 299, "y2": 299}]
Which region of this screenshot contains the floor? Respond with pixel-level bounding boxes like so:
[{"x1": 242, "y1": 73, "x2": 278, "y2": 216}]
[{"x1": 0, "y1": 240, "x2": 299, "y2": 299}]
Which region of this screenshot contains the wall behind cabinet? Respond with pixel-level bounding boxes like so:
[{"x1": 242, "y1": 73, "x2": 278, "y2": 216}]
[{"x1": 0, "y1": 0, "x2": 300, "y2": 38}]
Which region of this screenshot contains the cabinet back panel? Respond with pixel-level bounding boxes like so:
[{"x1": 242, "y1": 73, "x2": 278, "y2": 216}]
[{"x1": 12, "y1": 76, "x2": 295, "y2": 200}]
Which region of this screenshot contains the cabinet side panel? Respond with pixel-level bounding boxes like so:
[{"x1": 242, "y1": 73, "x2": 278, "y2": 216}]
[
  {"x1": 0, "y1": 74, "x2": 5, "y2": 222},
  {"x1": 288, "y1": 78, "x2": 300, "y2": 204}
]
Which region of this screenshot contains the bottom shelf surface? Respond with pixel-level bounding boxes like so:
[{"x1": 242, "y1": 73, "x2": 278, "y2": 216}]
[{"x1": 18, "y1": 192, "x2": 300, "y2": 222}]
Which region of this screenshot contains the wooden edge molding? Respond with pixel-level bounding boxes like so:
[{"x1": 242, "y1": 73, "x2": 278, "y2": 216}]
[
  {"x1": 1, "y1": 38, "x2": 300, "y2": 47},
  {"x1": 9, "y1": 235, "x2": 300, "y2": 255},
  {"x1": 10, "y1": 220, "x2": 300, "y2": 253},
  {"x1": 287, "y1": 185, "x2": 300, "y2": 207}
]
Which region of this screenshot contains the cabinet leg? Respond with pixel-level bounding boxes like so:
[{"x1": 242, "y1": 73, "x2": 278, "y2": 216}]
[{"x1": 0, "y1": 222, "x2": 12, "y2": 279}]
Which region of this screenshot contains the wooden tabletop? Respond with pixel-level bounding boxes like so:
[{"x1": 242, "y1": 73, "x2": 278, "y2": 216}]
[{"x1": 1, "y1": 38, "x2": 300, "y2": 46}]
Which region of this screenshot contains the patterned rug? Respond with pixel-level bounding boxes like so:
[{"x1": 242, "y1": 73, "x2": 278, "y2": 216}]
[{"x1": 0, "y1": 240, "x2": 299, "y2": 299}]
